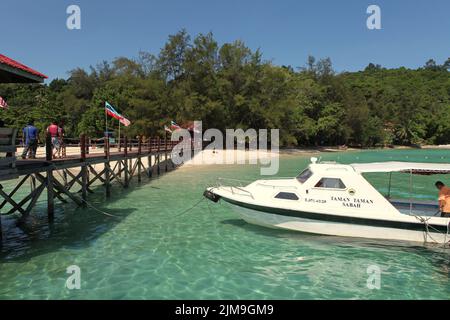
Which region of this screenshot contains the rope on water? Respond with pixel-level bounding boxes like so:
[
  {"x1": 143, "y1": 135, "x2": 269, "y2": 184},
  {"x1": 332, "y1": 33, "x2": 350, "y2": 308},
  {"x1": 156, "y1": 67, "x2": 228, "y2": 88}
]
[
  {"x1": 50, "y1": 164, "x2": 122, "y2": 219},
  {"x1": 171, "y1": 197, "x2": 206, "y2": 219},
  {"x1": 79, "y1": 198, "x2": 122, "y2": 218},
  {"x1": 411, "y1": 213, "x2": 450, "y2": 248}
]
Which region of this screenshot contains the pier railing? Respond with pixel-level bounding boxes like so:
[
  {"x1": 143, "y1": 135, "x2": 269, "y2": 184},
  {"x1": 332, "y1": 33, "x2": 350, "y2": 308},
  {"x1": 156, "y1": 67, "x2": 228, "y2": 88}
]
[{"x1": 17, "y1": 134, "x2": 178, "y2": 162}]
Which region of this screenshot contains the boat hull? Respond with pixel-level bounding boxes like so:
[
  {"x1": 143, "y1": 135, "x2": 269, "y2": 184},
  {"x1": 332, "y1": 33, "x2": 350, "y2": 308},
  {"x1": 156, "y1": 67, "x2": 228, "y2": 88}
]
[{"x1": 224, "y1": 201, "x2": 449, "y2": 245}]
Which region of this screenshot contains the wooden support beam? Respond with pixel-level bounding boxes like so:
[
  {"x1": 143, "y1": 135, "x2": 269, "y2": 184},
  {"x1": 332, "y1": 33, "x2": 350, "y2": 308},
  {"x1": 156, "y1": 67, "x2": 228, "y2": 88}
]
[
  {"x1": 104, "y1": 135, "x2": 110, "y2": 159},
  {"x1": 50, "y1": 176, "x2": 83, "y2": 207},
  {"x1": 45, "y1": 132, "x2": 52, "y2": 161},
  {"x1": 21, "y1": 182, "x2": 46, "y2": 220},
  {"x1": 35, "y1": 172, "x2": 81, "y2": 207},
  {"x1": 165, "y1": 132, "x2": 168, "y2": 172},
  {"x1": 105, "y1": 161, "x2": 111, "y2": 197},
  {"x1": 124, "y1": 138, "x2": 129, "y2": 188},
  {"x1": 64, "y1": 170, "x2": 83, "y2": 190},
  {"x1": 80, "y1": 134, "x2": 86, "y2": 160},
  {"x1": 147, "y1": 138, "x2": 153, "y2": 178},
  {"x1": 87, "y1": 165, "x2": 106, "y2": 186},
  {"x1": 47, "y1": 169, "x2": 54, "y2": 221},
  {"x1": 62, "y1": 170, "x2": 68, "y2": 188},
  {"x1": 157, "y1": 137, "x2": 161, "y2": 175},
  {"x1": 81, "y1": 164, "x2": 88, "y2": 205},
  {"x1": 80, "y1": 134, "x2": 88, "y2": 205},
  {"x1": 0, "y1": 174, "x2": 30, "y2": 210},
  {"x1": 34, "y1": 173, "x2": 67, "y2": 203},
  {"x1": 137, "y1": 136, "x2": 142, "y2": 183},
  {"x1": 0, "y1": 187, "x2": 27, "y2": 215},
  {"x1": 108, "y1": 166, "x2": 125, "y2": 187}
]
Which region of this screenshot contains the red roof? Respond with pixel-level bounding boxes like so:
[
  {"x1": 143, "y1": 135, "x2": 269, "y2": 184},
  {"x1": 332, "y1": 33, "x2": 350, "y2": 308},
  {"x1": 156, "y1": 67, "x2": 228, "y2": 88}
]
[{"x1": 0, "y1": 54, "x2": 48, "y2": 79}]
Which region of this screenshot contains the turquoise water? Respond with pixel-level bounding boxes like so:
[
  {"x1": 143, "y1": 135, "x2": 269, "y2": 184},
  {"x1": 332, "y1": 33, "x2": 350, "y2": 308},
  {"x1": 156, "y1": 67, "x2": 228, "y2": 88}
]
[{"x1": 0, "y1": 149, "x2": 449, "y2": 299}]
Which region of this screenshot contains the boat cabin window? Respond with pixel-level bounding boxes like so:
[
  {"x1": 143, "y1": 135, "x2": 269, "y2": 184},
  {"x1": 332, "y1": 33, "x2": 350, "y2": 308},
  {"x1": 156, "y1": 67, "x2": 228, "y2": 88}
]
[
  {"x1": 275, "y1": 192, "x2": 299, "y2": 200},
  {"x1": 314, "y1": 178, "x2": 346, "y2": 189},
  {"x1": 297, "y1": 169, "x2": 313, "y2": 183}
]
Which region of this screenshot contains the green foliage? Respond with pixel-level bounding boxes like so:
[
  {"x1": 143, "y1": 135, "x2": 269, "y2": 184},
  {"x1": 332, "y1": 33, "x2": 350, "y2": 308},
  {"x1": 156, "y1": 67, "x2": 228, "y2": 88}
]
[{"x1": 0, "y1": 31, "x2": 449, "y2": 147}]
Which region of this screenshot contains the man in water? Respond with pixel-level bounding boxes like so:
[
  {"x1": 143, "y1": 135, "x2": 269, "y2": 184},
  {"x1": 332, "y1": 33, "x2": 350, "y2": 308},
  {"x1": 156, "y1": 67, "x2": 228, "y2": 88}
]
[
  {"x1": 435, "y1": 181, "x2": 450, "y2": 218},
  {"x1": 21, "y1": 120, "x2": 39, "y2": 159}
]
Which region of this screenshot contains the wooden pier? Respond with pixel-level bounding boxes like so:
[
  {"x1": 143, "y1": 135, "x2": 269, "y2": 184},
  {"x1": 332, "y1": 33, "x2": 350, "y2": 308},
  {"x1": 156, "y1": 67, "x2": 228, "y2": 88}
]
[{"x1": 0, "y1": 134, "x2": 177, "y2": 241}]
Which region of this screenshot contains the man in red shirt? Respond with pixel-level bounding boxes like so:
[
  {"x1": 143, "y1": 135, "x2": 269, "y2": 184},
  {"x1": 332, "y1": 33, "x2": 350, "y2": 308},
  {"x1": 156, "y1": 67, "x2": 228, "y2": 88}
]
[{"x1": 47, "y1": 121, "x2": 61, "y2": 158}]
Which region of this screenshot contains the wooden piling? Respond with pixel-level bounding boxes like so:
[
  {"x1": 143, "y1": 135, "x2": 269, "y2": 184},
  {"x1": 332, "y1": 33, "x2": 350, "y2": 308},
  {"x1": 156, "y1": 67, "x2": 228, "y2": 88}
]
[
  {"x1": 157, "y1": 136, "x2": 161, "y2": 175},
  {"x1": 124, "y1": 137, "x2": 129, "y2": 188},
  {"x1": 45, "y1": 133, "x2": 54, "y2": 220},
  {"x1": 104, "y1": 135, "x2": 111, "y2": 197},
  {"x1": 165, "y1": 132, "x2": 168, "y2": 172},
  {"x1": 147, "y1": 138, "x2": 152, "y2": 178},
  {"x1": 137, "y1": 136, "x2": 142, "y2": 183},
  {"x1": 45, "y1": 132, "x2": 52, "y2": 161},
  {"x1": 47, "y1": 170, "x2": 54, "y2": 221},
  {"x1": 0, "y1": 196, "x2": 2, "y2": 241},
  {"x1": 80, "y1": 134, "x2": 87, "y2": 205},
  {"x1": 30, "y1": 175, "x2": 36, "y2": 192}
]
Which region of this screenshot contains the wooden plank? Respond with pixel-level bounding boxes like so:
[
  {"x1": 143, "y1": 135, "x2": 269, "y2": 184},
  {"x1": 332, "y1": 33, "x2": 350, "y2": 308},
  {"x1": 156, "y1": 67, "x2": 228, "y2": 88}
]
[
  {"x1": 0, "y1": 146, "x2": 16, "y2": 153},
  {"x1": 0, "y1": 128, "x2": 16, "y2": 136},
  {"x1": 0, "y1": 138, "x2": 13, "y2": 145},
  {"x1": 0, "y1": 157, "x2": 15, "y2": 166}
]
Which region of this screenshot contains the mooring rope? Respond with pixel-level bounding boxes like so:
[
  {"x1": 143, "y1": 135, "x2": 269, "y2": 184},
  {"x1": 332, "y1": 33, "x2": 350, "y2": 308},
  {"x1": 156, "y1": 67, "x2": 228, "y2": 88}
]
[
  {"x1": 79, "y1": 198, "x2": 122, "y2": 218},
  {"x1": 49, "y1": 164, "x2": 122, "y2": 219},
  {"x1": 411, "y1": 213, "x2": 450, "y2": 248},
  {"x1": 171, "y1": 197, "x2": 207, "y2": 219}
]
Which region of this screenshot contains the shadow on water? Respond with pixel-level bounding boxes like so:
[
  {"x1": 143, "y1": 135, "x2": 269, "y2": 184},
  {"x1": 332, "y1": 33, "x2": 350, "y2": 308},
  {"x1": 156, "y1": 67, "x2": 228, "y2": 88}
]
[
  {"x1": 0, "y1": 161, "x2": 178, "y2": 262},
  {"x1": 220, "y1": 218, "x2": 450, "y2": 272}
]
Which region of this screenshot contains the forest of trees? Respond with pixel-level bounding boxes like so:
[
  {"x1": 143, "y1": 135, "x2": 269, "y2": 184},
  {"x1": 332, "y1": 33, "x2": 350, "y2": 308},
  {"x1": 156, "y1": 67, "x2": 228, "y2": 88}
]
[{"x1": 1, "y1": 30, "x2": 449, "y2": 147}]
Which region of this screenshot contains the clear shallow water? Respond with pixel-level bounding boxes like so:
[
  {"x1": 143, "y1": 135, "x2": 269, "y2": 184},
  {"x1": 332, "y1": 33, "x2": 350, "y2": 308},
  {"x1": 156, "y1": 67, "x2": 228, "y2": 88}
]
[{"x1": 0, "y1": 149, "x2": 449, "y2": 299}]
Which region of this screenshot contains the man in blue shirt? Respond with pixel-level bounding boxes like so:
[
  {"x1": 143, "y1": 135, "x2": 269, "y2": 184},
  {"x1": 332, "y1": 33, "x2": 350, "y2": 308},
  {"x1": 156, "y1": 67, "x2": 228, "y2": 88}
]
[{"x1": 21, "y1": 120, "x2": 39, "y2": 159}]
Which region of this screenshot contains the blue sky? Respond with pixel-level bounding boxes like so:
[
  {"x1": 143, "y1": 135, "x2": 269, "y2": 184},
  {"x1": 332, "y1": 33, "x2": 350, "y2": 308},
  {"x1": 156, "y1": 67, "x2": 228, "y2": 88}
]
[{"x1": 2, "y1": 0, "x2": 449, "y2": 81}]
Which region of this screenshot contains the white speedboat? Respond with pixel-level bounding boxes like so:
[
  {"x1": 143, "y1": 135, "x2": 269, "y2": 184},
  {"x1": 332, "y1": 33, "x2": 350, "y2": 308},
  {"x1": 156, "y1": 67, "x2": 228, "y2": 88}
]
[{"x1": 204, "y1": 158, "x2": 450, "y2": 245}]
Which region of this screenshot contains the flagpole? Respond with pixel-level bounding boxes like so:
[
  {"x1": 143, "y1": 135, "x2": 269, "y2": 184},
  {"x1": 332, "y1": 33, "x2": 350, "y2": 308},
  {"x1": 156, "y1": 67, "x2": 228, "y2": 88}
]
[
  {"x1": 105, "y1": 103, "x2": 108, "y2": 139},
  {"x1": 118, "y1": 121, "x2": 121, "y2": 151}
]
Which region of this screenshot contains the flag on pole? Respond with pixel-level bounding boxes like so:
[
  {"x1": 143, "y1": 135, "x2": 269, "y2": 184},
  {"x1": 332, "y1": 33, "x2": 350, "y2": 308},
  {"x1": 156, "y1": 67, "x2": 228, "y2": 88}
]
[
  {"x1": 0, "y1": 96, "x2": 8, "y2": 109},
  {"x1": 170, "y1": 120, "x2": 181, "y2": 130},
  {"x1": 105, "y1": 102, "x2": 131, "y2": 127}
]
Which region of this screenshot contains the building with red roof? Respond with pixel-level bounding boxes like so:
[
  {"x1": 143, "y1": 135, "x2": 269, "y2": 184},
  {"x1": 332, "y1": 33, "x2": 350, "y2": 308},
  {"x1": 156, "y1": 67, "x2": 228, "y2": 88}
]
[{"x1": 0, "y1": 54, "x2": 48, "y2": 83}]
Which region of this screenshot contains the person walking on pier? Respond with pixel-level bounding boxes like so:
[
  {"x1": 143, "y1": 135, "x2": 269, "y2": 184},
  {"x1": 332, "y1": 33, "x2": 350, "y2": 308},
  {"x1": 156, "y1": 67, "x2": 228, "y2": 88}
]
[
  {"x1": 47, "y1": 121, "x2": 61, "y2": 158},
  {"x1": 21, "y1": 120, "x2": 39, "y2": 159}
]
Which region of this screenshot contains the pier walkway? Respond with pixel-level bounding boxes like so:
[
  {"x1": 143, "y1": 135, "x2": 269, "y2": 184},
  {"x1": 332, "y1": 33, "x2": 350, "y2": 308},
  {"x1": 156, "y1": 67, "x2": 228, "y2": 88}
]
[{"x1": 0, "y1": 135, "x2": 178, "y2": 241}]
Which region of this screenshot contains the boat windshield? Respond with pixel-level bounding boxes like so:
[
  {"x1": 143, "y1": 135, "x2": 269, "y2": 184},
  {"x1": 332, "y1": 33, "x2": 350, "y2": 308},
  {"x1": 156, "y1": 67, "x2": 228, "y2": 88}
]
[{"x1": 297, "y1": 168, "x2": 313, "y2": 183}]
